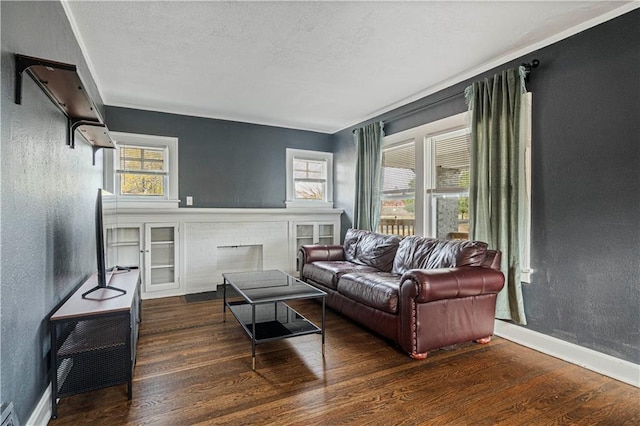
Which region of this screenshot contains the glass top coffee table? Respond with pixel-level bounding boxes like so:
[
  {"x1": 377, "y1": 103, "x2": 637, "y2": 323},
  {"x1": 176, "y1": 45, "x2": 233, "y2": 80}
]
[{"x1": 222, "y1": 270, "x2": 326, "y2": 370}]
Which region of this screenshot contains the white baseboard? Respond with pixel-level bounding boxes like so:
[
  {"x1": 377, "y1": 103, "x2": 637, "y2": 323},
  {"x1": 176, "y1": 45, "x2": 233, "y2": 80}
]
[
  {"x1": 27, "y1": 383, "x2": 52, "y2": 425},
  {"x1": 494, "y1": 320, "x2": 640, "y2": 388}
]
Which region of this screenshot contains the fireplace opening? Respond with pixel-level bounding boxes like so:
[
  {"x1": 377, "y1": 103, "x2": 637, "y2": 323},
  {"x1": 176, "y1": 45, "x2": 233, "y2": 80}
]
[{"x1": 216, "y1": 245, "x2": 264, "y2": 277}]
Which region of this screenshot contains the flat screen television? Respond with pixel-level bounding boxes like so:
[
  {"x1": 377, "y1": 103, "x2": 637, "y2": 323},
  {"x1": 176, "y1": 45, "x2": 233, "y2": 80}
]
[{"x1": 82, "y1": 188, "x2": 127, "y2": 299}]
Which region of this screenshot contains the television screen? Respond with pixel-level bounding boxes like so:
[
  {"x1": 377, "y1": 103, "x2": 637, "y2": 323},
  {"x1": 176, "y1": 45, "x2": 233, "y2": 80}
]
[
  {"x1": 82, "y1": 188, "x2": 126, "y2": 299},
  {"x1": 101, "y1": 189, "x2": 118, "y2": 275}
]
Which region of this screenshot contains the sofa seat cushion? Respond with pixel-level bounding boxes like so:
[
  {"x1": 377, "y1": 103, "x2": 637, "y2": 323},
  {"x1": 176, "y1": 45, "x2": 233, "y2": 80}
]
[
  {"x1": 303, "y1": 261, "x2": 379, "y2": 290},
  {"x1": 337, "y1": 272, "x2": 401, "y2": 314}
]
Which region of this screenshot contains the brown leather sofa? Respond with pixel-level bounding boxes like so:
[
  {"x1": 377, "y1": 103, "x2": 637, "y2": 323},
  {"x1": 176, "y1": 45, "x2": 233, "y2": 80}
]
[{"x1": 298, "y1": 228, "x2": 505, "y2": 359}]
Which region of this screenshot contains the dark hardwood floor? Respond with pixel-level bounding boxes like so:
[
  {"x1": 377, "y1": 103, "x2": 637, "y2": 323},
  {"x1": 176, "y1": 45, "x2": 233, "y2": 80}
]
[{"x1": 50, "y1": 296, "x2": 639, "y2": 425}]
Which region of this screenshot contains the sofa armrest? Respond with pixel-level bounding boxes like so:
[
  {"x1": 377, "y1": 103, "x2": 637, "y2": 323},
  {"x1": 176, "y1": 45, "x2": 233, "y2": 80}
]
[
  {"x1": 298, "y1": 245, "x2": 345, "y2": 264},
  {"x1": 298, "y1": 245, "x2": 345, "y2": 280},
  {"x1": 399, "y1": 267, "x2": 505, "y2": 303}
]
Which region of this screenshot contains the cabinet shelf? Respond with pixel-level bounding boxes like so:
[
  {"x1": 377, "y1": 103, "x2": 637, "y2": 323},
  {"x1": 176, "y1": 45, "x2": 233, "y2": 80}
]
[
  {"x1": 109, "y1": 241, "x2": 139, "y2": 247},
  {"x1": 15, "y1": 54, "x2": 115, "y2": 164},
  {"x1": 150, "y1": 264, "x2": 175, "y2": 269},
  {"x1": 151, "y1": 241, "x2": 174, "y2": 245}
]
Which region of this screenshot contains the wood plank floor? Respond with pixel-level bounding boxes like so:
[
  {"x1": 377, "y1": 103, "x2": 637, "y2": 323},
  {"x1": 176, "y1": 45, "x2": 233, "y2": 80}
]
[{"x1": 50, "y1": 296, "x2": 640, "y2": 425}]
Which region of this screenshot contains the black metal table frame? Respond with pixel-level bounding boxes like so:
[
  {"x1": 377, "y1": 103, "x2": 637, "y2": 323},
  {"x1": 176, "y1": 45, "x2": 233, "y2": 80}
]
[{"x1": 222, "y1": 273, "x2": 326, "y2": 370}]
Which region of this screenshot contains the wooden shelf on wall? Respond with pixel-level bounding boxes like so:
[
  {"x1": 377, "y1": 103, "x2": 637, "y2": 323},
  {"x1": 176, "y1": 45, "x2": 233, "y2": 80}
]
[{"x1": 15, "y1": 54, "x2": 115, "y2": 164}]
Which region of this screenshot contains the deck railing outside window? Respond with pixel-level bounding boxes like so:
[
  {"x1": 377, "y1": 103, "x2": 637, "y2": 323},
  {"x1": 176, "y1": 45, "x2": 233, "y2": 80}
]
[{"x1": 378, "y1": 217, "x2": 415, "y2": 236}]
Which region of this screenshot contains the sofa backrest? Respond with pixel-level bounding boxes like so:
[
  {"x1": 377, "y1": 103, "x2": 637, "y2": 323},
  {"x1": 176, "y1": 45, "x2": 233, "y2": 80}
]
[
  {"x1": 344, "y1": 228, "x2": 401, "y2": 272},
  {"x1": 392, "y1": 236, "x2": 488, "y2": 274}
]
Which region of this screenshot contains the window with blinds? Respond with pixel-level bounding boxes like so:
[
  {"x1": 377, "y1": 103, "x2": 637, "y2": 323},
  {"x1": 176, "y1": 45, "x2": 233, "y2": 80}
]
[
  {"x1": 433, "y1": 129, "x2": 470, "y2": 192},
  {"x1": 379, "y1": 141, "x2": 416, "y2": 236},
  {"x1": 117, "y1": 145, "x2": 167, "y2": 196},
  {"x1": 429, "y1": 128, "x2": 471, "y2": 239}
]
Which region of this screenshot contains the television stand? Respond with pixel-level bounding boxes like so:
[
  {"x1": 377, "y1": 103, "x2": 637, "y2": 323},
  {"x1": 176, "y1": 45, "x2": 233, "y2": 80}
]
[
  {"x1": 81, "y1": 284, "x2": 126, "y2": 299},
  {"x1": 49, "y1": 269, "x2": 141, "y2": 419},
  {"x1": 81, "y1": 267, "x2": 136, "y2": 299}
]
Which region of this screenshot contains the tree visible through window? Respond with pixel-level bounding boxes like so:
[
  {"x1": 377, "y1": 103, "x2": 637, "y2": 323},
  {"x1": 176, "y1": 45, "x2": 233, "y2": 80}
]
[
  {"x1": 286, "y1": 148, "x2": 333, "y2": 208},
  {"x1": 118, "y1": 145, "x2": 167, "y2": 196},
  {"x1": 293, "y1": 158, "x2": 326, "y2": 200}
]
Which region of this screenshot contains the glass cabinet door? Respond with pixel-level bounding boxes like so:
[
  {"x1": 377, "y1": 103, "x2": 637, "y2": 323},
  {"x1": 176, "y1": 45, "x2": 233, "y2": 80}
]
[
  {"x1": 294, "y1": 222, "x2": 337, "y2": 274},
  {"x1": 318, "y1": 224, "x2": 334, "y2": 245},
  {"x1": 144, "y1": 223, "x2": 180, "y2": 292},
  {"x1": 106, "y1": 225, "x2": 141, "y2": 269},
  {"x1": 295, "y1": 224, "x2": 315, "y2": 248}
]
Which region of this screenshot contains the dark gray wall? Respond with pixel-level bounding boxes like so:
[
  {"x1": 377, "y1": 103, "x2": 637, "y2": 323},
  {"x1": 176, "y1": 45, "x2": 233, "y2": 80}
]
[
  {"x1": 1, "y1": 1, "x2": 104, "y2": 422},
  {"x1": 105, "y1": 107, "x2": 334, "y2": 208},
  {"x1": 334, "y1": 10, "x2": 640, "y2": 364}
]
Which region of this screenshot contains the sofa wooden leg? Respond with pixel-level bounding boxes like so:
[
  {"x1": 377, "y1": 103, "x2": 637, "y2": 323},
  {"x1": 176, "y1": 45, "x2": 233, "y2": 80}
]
[
  {"x1": 475, "y1": 336, "x2": 492, "y2": 344},
  {"x1": 410, "y1": 352, "x2": 428, "y2": 360}
]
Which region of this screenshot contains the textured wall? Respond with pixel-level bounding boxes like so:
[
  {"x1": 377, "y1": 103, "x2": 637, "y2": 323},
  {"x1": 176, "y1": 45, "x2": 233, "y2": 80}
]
[
  {"x1": 1, "y1": 1, "x2": 103, "y2": 422},
  {"x1": 105, "y1": 107, "x2": 334, "y2": 208},
  {"x1": 333, "y1": 10, "x2": 640, "y2": 364}
]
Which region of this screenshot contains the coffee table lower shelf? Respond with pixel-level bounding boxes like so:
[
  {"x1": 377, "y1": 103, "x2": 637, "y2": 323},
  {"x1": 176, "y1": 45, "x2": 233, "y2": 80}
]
[{"x1": 226, "y1": 301, "x2": 324, "y2": 369}]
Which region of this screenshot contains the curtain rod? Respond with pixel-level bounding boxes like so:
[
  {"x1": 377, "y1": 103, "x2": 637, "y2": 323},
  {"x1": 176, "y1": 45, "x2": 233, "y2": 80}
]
[
  {"x1": 378, "y1": 59, "x2": 540, "y2": 126},
  {"x1": 521, "y1": 59, "x2": 540, "y2": 82}
]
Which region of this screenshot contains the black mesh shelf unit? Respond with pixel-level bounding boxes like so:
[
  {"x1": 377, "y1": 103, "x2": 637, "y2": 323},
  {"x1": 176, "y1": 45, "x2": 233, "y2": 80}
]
[
  {"x1": 54, "y1": 316, "x2": 130, "y2": 397},
  {"x1": 49, "y1": 270, "x2": 141, "y2": 419}
]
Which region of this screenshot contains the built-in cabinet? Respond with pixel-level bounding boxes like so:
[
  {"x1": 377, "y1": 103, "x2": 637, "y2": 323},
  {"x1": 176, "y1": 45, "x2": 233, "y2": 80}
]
[
  {"x1": 144, "y1": 223, "x2": 180, "y2": 293},
  {"x1": 106, "y1": 225, "x2": 142, "y2": 269},
  {"x1": 105, "y1": 208, "x2": 342, "y2": 299},
  {"x1": 294, "y1": 222, "x2": 335, "y2": 246},
  {"x1": 293, "y1": 222, "x2": 336, "y2": 273}
]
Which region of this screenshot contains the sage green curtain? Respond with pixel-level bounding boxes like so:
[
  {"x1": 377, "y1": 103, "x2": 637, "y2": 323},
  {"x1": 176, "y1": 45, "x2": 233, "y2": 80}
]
[
  {"x1": 465, "y1": 67, "x2": 527, "y2": 325},
  {"x1": 353, "y1": 122, "x2": 384, "y2": 231}
]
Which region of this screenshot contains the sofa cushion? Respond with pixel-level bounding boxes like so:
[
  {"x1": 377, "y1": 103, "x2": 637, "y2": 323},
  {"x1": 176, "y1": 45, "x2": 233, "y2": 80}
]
[
  {"x1": 343, "y1": 229, "x2": 401, "y2": 272},
  {"x1": 392, "y1": 236, "x2": 488, "y2": 274},
  {"x1": 337, "y1": 272, "x2": 401, "y2": 314},
  {"x1": 303, "y1": 261, "x2": 379, "y2": 290}
]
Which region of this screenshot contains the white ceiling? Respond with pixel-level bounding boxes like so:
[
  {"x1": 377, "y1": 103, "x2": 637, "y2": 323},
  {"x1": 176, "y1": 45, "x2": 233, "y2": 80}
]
[{"x1": 63, "y1": 1, "x2": 635, "y2": 134}]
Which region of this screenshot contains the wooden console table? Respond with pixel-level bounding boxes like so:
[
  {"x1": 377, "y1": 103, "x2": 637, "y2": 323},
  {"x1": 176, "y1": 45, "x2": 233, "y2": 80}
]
[{"x1": 49, "y1": 269, "x2": 141, "y2": 419}]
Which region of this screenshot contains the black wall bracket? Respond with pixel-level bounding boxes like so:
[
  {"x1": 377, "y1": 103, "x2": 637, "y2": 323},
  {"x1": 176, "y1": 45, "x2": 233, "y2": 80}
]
[{"x1": 15, "y1": 54, "x2": 115, "y2": 163}]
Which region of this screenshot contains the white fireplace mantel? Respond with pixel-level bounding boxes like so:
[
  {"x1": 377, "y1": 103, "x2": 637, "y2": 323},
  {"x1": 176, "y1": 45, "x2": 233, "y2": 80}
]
[{"x1": 111, "y1": 207, "x2": 343, "y2": 299}]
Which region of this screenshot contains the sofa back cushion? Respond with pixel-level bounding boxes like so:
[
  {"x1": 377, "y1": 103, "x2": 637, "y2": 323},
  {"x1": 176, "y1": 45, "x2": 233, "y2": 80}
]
[
  {"x1": 392, "y1": 236, "x2": 488, "y2": 274},
  {"x1": 343, "y1": 228, "x2": 401, "y2": 272}
]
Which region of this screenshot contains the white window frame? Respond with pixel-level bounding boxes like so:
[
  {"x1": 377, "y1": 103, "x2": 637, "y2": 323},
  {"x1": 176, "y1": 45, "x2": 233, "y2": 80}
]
[
  {"x1": 379, "y1": 139, "x2": 418, "y2": 236},
  {"x1": 382, "y1": 108, "x2": 533, "y2": 283},
  {"x1": 104, "y1": 132, "x2": 179, "y2": 208},
  {"x1": 426, "y1": 127, "x2": 471, "y2": 238},
  {"x1": 285, "y1": 148, "x2": 333, "y2": 209},
  {"x1": 382, "y1": 112, "x2": 468, "y2": 236},
  {"x1": 520, "y1": 92, "x2": 533, "y2": 283}
]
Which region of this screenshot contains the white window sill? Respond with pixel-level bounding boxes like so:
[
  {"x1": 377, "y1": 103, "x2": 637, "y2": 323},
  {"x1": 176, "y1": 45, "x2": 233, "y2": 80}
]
[
  {"x1": 285, "y1": 200, "x2": 334, "y2": 209},
  {"x1": 521, "y1": 268, "x2": 534, "y2": 284},
  {"x1": 115, "y1": 199, "x2": 180, "y2": 209}
]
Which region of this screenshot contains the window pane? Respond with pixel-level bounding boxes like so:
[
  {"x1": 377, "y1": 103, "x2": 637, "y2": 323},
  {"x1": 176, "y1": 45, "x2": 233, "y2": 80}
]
[
  {"x1": 294, "y1": 181, "x2": 324, "y2": 200},
  {"x1": 143, "y1": 160, "x2": 164, "y2": 171},
  {"x1": 294, "y1": 158, "x2": 326, "y2": 179},
  {"x1": 144, "y1": 149, "x2": 164, "y2": 160},
  {"x1": 120, "y1": 146, "x2": 165, "y2": 172},
  {"x1": 122, "y1": 147, "x2": 141, "y2": 159},
  {"x1": 434, "y1": 194, "x2": 469, "y2": 239},
  {"x1": 120, "y1": 173, "x2": 164, "y2": 196},
  {"x1": 434, "y1": 131, "x2": 470, "y2": 191},
  {"x1": 379, "y1": 142, "x2": 415, "y2": 236},
  {"x1": 123, "y1": 160, "x2": 142, "y2": 170}
]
